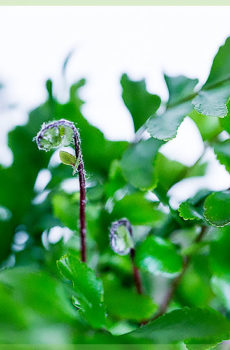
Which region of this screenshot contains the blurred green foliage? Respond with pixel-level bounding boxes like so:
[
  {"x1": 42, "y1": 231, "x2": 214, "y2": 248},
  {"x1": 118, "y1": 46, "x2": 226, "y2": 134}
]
[{"x1": 2, "y1": 37, "x2": 230, "y2": 348}]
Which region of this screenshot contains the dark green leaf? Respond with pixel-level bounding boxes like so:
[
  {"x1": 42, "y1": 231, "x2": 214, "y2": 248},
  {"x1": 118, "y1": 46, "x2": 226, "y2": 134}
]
[
  {"x1": 164, "y1": 74, "x2": 198, "y2": 107},
  {"x1": 121, "y1": 73, "x2": 161, "y2": 132},
  {"x1": 204, "y1": 36, "x2": 230, "y2": 87}
]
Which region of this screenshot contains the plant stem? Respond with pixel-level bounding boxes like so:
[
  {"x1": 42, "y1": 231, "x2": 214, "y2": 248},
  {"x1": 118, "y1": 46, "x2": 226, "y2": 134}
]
[
  {"x1": 130, "y1": 248, "x2": 142, "y2": 294},
  {"x1": 152, "y1": 226, "x2": 207, "y2": 320},
  {"x1": 73, "y1": 133, "x2": 86, "y2": 263}
]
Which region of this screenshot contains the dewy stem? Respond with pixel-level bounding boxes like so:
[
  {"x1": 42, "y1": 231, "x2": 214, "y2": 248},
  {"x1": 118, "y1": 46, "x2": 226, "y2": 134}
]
[
  {"x1": 35, "y1": 119, "x2": 87, "y2": 263},
  {"x1": 73, "y1": 132, "x2": 86, "y2": 263}
]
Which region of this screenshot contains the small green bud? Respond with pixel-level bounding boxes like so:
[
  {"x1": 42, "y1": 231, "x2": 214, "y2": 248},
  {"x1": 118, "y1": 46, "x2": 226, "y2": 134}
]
[{"x1": 110, "y1": 219, "x2": 134, "y2": 255}]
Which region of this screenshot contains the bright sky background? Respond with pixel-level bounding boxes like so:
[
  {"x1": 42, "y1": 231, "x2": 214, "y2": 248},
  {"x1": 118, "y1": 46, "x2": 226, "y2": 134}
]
[{"x1": 1, "y1": 6, "x2": 230, "y2": 203}]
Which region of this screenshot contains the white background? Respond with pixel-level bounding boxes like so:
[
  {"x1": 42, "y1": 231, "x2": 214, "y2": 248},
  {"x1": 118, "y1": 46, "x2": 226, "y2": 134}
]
[{"x1": 1, "y1": 6, "x2": 230, "y2": 203}]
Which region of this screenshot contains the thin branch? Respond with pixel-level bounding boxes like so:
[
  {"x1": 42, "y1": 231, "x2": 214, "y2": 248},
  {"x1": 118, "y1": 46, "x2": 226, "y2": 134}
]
[{"x1": 152, "y1": 226, "x2": 207, "y2": 320}]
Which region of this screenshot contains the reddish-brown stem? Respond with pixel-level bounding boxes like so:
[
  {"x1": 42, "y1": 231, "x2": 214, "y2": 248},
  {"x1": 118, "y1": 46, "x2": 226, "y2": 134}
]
[
  {"x1": 130, "y1": 248, "x2": 142, "y2": 294},
  {"x1": 152, "y1": 226, "x2": 207, "y2": 320},
  {"x1": 74, "y1": 134, "x2": 86, "y2": 263}
]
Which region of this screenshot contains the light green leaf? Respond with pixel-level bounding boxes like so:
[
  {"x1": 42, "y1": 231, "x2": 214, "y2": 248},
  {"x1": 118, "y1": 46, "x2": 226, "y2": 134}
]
[
  {"x1": 121, "y1": 73, "x2": 161, "y2": 132},
  {"x1": 147, "y1": 101, "x2": 192, "y2": 141},
  {"x1": 164, "y1": 74, "x2": 198, "y2": 107},
  {"x1": 189, "y1": 109, "x2": 221, "y2": 141},
  {"x1": 57, "y1": 253, "x2": 106, "y2": 328},
  {"x1": 121, "y1": 138, "x2": 163, "y2": 190},
  {"x1": 111, "y1": 193, "x2": 165, "y2": 226},
  {"x1": 192, "y1": 83, "x2": 230, "y2": 118},
  {"x1": 135, "y1": 235, "x2": 182, "y2": 276},
  {"x1": 214, "y1": 140, "x2": 230, "y2": 173},
  {"x1": 59, "y1": 150, "x2": 77, "y2": 167},
  {"x1": 204, "y1": 191, "x2": 230, "y2": 227},
  {"x1": 121, "y1": 307, "x2": 230, "y2": 348}
]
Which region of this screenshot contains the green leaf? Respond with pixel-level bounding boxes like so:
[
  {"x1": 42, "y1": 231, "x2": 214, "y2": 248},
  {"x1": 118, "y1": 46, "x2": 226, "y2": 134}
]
[
  {"x1": 122, "y1": 307, "x2": 230, "y2": 348},
  {"x1": 192, "y1": 82, "x2": 230, "y2": 118},
  {"x1": 214, "y1": 139, "x2": 230, "y2": 173},
  {"x1": 178, "y1": 189, "x2": 210, "y2": 221},
  {"x1": 135, "y1": 235, "x2": 182, "y2": 276},
  {"x1": 104, "y1": 282, "x2": 157, "y2": 321},
  {"x1": 189, "y1": 109, "x2": 221, "y2": 141},
  {"x1": 205, "y1": 36, "x2": 230, "y2": 87},
  {"x1": 210, "y1": 226, "x2": 230, "y2": 276},
  {"x1": 52, "y1": 192, "x2": 78, "y2": 231},
  {"x1": 59, "y1": 150, "x2": 77, "y2": 167},
  {"x1": 204, "y1": 191, "x2": 230, "y2": 227},
  {"x1": 147, "y1": 101, "x2": 192, "y2": 141},
  {"x1": 111, "y1": 193, "x2": 165, "y2": 226},
  {"x1": 121, "y1": 138, "x2": 163, "y2": 190},
  {"x1": 164, "y1": 74, "x2": 198, "y2": 107},
  {"x1": 0, "y1": 267, "x2": 77, "y2": 323},
  {"x1": 121, "y1": 73, "x2": 161, "y2": 132},
  {"x1": 57, "y1": 252, "x2": 106, "y2": 328},
  {"x1": 212, "y1": 275, "x2": 230, "y2": 310}
]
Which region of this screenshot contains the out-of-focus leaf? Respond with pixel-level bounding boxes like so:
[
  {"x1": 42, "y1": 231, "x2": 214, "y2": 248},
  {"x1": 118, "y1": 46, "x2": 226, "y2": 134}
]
[
  {"x1": 105, "y1": 160, "x2": 126, "y2": 198},
  {"x1": 147, "y1": 101, "x2": 192, "y2": 141},
  {"x1": 120, "y1": 73, "x2": 161, "y2": 132},
  {"x1": 135, "y1": 235, "x2": 182, "y2": 276},
  {"x1": 214, "y1": 139, "x2": 230, "y2": 173},
  {"x1": 52, "y1": 191, "x2": 78, "y2": 231},
  {"x1": 0, "y1": 267, "x2": 77, "y2": 323},
  {"x1": 192, "y1": 37, "x2": 230, "y2": 119},
  {"x1": 103, "y1": 281, "x2": 157, "y2": 321},
  {"x1": 204, "y1": 36, "x2": 230, "y2": 87},
  {"x1": 164, "y1": 74, "x2": 198, "y2": 107},
  {"x1": 192, "y1": 82, "x2": 230, "y2": 118},
  {"x1": 204, "y1": 191, "x2": 230, "y2": 227},
  {"x1": 210, "y1": 226, "x2": 230, "y2": 276},
  {"x1": 121, "y1": 138, "x2": 163, "y2": 190},
  {"x1": 121, "y1": 307, "x2": 230, "y2": 348},
  {"x1": 111, "y1": 193, "x2": 164, "y2": 226},
  {"x1": 189, "y1": 109, "x2": 221, "y2": 141},
  {"x1": 178, "y1": 189, "x2": 210, "y2": 221},
  {"x1": 57, "y1": 252, "x2": 106, "y2": 328},
  {"x1": 178, "y1": 255, "x2": 213, "y2": 307},
  {"x1": 212, "y1": 275, "x2": 230, "y2": 310}
]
